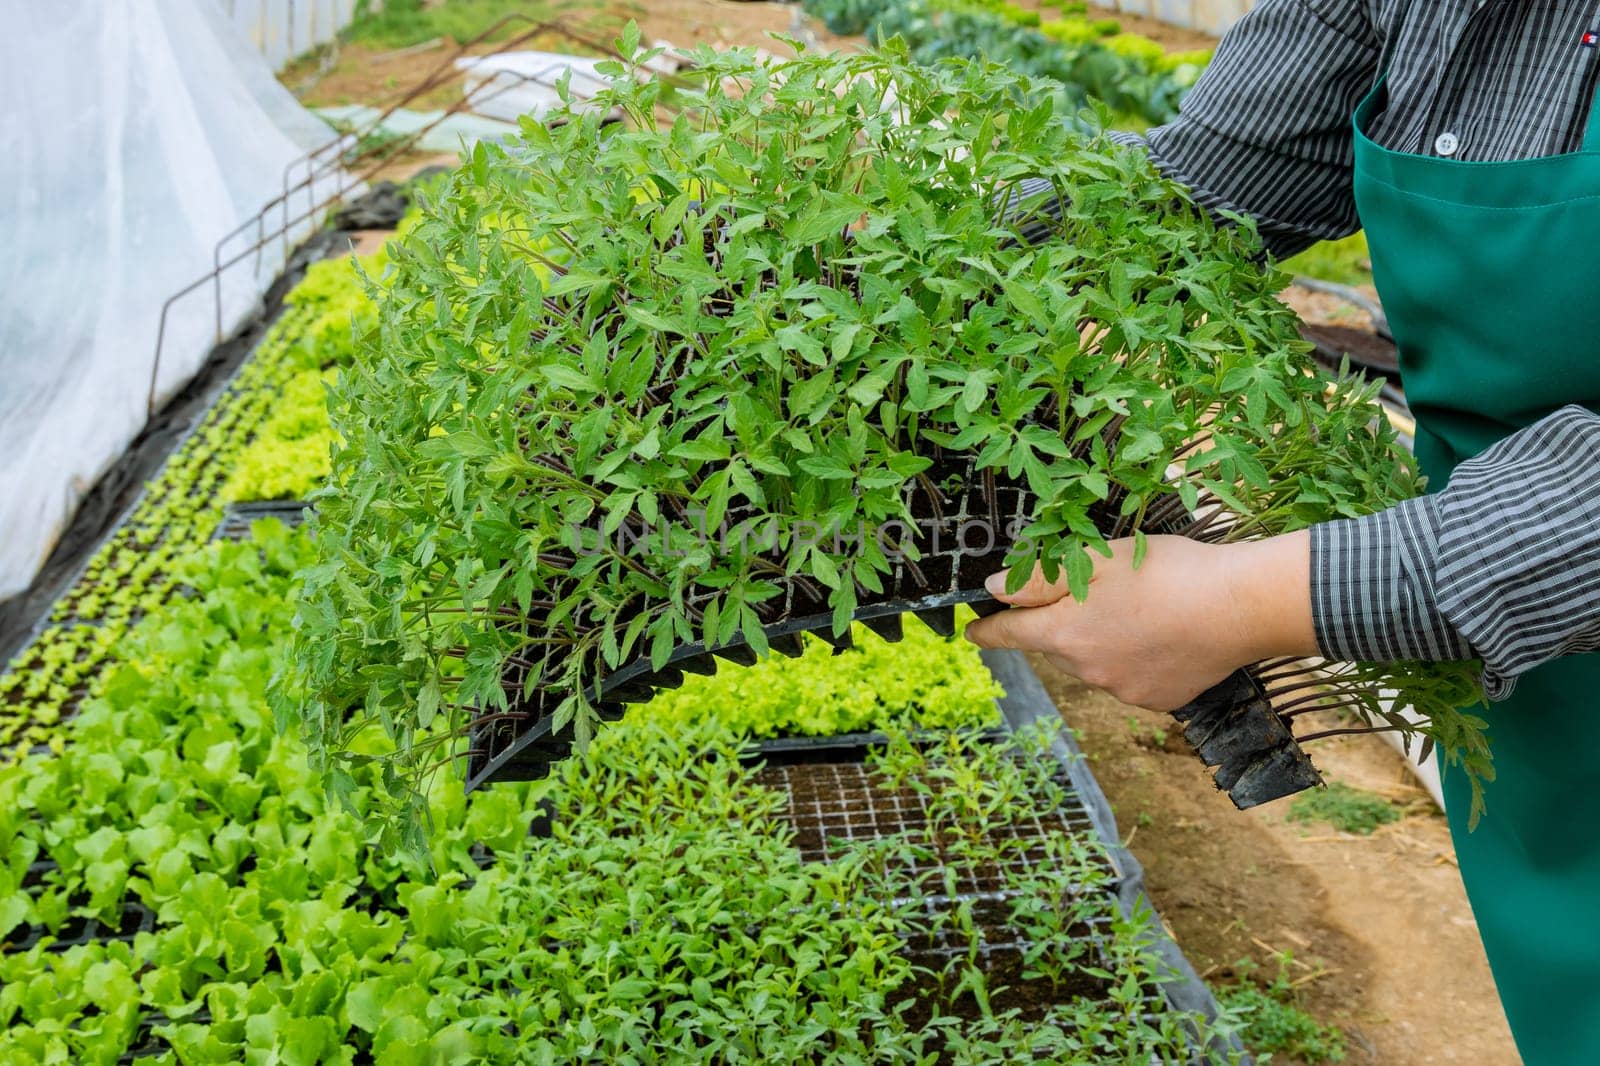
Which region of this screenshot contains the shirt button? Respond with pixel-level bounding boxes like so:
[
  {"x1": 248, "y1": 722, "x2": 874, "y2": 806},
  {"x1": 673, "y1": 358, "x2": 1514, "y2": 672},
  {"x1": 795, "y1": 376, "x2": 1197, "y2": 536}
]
[{"x1": 1434, "y1": 131, "x2": 1460, "y2": 156}]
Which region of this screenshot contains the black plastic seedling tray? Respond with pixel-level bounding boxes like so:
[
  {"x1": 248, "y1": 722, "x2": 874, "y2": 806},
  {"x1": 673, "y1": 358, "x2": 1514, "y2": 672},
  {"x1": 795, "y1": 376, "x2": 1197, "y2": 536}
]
[
  {"x1": 740, "y1": 671, "x2": 1244, "y2": 1059},
  {"x1": 467, "y1": 438, "x2": 1299, "y2": 787},
  {"x1": 467, "y1": 613, "x2": 1318, "y2": 812},
  {"x1": 465, "y1": 448, "x2": 1322, "y2": 811},
  {"x1": 465, "y1": 448, "x2": 1025, "y2": 789},
  {"x1": 5, "y1": 902, "x2": 157, "y2": 956},
  {"x1": 3, "y1": 858, "x2": 158, "y2": 956},
  {"x1": 204, "y1": 487, "x2": 1317, "y2": 810},
  {"x1": 211, "y1": 499, "x2": 311, "y2": 541},
  {"x1": 1299, "y1": 322, "x2": 1399, "y2": 381}
]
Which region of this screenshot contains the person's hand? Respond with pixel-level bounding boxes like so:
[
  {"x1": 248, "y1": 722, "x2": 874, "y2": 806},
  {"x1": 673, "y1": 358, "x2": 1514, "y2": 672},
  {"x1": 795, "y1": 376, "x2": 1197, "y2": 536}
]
[{"x1": 963, "y1": 532, "x2": 1317, "y2": 711}]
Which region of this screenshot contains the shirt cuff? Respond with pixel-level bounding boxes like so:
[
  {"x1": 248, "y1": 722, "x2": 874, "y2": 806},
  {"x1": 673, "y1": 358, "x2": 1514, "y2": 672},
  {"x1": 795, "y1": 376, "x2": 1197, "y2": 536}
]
[
  {"x1": 1431, "y1": 404, "x2": 1600, "y2": 699},
  {"x1": 1309, "y1": 498, "x2": 1495, "y2": 685}
]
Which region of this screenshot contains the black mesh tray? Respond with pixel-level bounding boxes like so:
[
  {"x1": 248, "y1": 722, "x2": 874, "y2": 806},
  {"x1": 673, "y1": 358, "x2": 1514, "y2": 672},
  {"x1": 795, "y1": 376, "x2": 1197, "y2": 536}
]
[{"x1": 747, "y1": 725, "x2": 1134, "y2": 1022}]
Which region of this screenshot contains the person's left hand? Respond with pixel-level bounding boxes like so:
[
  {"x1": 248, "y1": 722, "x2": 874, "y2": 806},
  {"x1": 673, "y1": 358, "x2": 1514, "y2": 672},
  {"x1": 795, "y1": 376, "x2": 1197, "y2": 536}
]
[{"x1": 963, "y1": 532, "x2": 1317, "y2": 711}]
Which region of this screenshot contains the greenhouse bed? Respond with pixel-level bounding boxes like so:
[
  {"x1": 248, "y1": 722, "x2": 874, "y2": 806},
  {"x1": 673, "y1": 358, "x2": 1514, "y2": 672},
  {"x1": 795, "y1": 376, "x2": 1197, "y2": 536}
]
[
  {"x1": 0, "y1": 302, "x2": 317, "y2": 756},
  {"x1": 0, "y1": 521, "x2": 1241, "y2": 1056},
  {"x1": 0, "y1": 192, "x2": 401, "y2": 760}
]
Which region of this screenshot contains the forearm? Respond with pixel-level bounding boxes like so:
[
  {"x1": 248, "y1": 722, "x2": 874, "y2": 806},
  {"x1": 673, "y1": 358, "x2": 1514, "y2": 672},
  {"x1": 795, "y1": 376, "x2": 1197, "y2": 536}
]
[{"x1": 1218, "y1": 529, "x2": 1319, "y2": 664}]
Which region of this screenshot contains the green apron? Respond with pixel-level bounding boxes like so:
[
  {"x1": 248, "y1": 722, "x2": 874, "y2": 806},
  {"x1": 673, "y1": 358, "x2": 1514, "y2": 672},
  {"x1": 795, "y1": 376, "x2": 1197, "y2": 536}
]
[{"x1": 1352, "y1": 27, "x2": 1600, "y2": 1066}]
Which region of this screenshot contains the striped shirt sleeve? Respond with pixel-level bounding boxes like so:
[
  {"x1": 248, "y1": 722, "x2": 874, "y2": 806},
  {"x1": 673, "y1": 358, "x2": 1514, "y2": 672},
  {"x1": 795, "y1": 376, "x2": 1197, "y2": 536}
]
[
  {"x1": 1012, "y1": 0, "x2": 1380, "y2": 256},
  {"x1": 1121, "y1": 0, "x2": 1382, "y2": 258},
  {"x1": 1311, "y1": 405, "x2": 1600, "y2": 698}
]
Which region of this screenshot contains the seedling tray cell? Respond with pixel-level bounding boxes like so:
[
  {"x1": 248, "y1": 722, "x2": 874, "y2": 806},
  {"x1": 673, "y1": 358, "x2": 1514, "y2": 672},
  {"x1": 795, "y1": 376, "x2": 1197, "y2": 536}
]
[{"x1": 5, "y1": 900, "x2": 156, "y2": 955}]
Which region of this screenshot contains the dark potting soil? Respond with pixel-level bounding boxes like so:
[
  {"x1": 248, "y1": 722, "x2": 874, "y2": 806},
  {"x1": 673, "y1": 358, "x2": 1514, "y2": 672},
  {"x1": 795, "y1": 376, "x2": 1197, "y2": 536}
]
[{"x1": 896, "y1": 940, "x2": 1111, "y2": 1030}]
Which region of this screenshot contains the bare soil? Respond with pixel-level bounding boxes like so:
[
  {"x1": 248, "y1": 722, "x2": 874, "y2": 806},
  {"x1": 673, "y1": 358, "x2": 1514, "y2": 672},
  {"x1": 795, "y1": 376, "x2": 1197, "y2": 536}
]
[
  {"x1": 1031, "y1": 657, "x2": 1520, "y2": 1065},
  {"x1": 286, "y1": 19, "x2": 631, "y2": 110},
  {"x1": 1279, "y1": 284, "x2": 1383, "y2": 334},
  {"x1": 287, "y1": 1, "x2": 838, "y2": 113},
  {"x1": 285, "y1": 0, "x2": 1209, "y2": 116}
]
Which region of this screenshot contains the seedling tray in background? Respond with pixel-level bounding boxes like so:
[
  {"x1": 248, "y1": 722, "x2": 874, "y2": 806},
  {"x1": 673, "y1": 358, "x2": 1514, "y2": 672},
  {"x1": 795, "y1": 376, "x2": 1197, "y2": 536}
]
[
  {"x1": 753, "y1": 738, "x2": 1130, "y2": 1022},
  {"x1": 211, "y1": 499, "x2": 311, "y2": 541},
  {"x1": 983, "y1": 649, "x2": 1245, "y2": 1058}
]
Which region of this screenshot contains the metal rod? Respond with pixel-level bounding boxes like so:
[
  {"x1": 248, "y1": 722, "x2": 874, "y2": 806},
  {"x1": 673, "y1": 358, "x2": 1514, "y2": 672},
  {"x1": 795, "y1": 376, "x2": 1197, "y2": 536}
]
[{"x1": 148, "y1": 16, "x2": 633, "y2": 417}]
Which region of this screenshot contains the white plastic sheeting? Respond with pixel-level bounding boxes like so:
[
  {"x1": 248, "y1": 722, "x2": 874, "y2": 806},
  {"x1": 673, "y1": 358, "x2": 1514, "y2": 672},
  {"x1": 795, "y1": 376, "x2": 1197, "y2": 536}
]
[
  {"x1": 314, "y1": 104, "x2": 520, "y2": 153},
  {"x1": 458, "y1": 51, "x2": 620, "y2": 124},
  {"x1": 0, "y1": 1, "x2": 344, "y2": 601},
  {"x1": 455, "y1": 48, "x2": 684, "y2": 125},
  {"x1": 221, "y1": 0, "x2": 360, "y2": 71}
]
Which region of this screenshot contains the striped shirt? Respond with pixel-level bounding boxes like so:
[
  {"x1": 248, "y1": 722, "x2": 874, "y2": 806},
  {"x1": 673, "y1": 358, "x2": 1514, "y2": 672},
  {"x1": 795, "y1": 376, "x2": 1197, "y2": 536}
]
[{"x1": 1119, "y1": 0, "x2": 1600, "y2": 695}]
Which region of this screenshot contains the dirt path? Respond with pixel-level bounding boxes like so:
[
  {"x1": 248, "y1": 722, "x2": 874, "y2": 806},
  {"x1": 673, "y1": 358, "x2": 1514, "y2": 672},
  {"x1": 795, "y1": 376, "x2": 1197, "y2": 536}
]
[{"x1": 1031, "y1": 658, "x2": 1519, "y2": 1064}]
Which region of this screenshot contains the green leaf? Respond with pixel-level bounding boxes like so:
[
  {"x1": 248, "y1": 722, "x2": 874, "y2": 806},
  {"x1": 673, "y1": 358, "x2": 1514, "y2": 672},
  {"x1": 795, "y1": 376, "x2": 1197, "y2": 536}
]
[
  {"x1": 669, "y1": 438, "x2": 731, "y2": 463},
  {"x1": 417, "y1": 674, "x2": 441, "y2": 729},
  {"x1": 542, "y1": 365, "x2": 597, "y2": 393},
  {"x1": 345, "y1": 978, "x2": 396, "y2": 1033},
  {"x1": 785, "y1": 191, "x2": 867, "y2": 245},
  {"x1": 797, "y1": 455, "x2": 854, "y2": 480}
]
